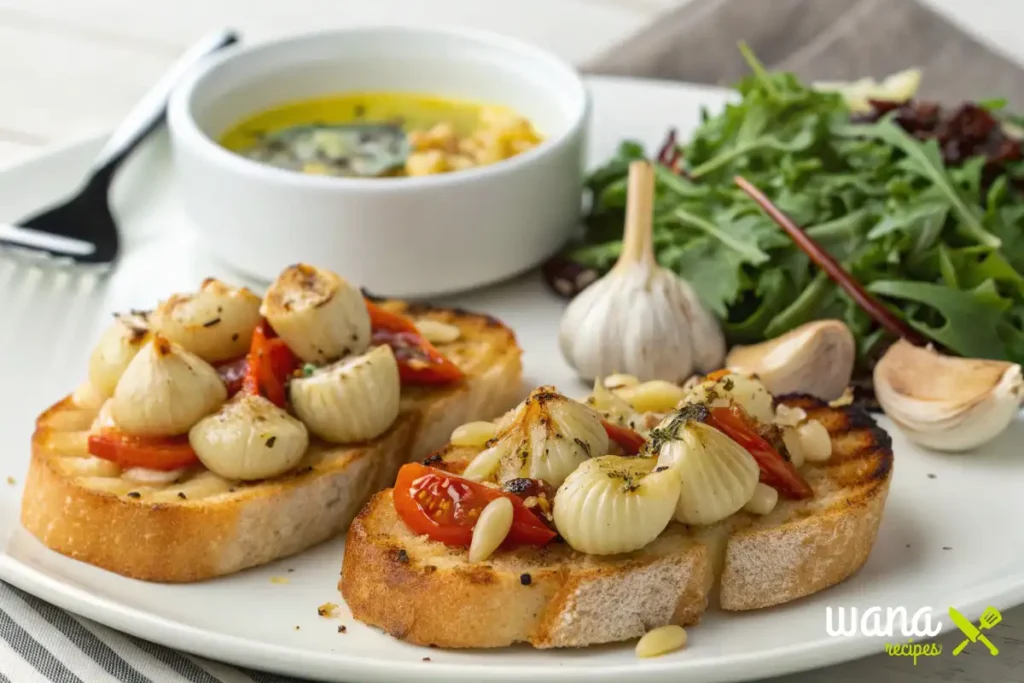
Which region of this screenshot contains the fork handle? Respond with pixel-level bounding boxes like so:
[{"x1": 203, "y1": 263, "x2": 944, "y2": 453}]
[{"x1": 89, "y1": 28, "x2": 239, "y2": 177}]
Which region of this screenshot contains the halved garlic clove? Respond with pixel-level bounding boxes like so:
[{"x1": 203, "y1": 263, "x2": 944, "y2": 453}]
[
  {"x1": 111, "y1": 336, "x2": 227, "y2": 437},
  {"x1": 289, "y1": 344, "x2": 400, "y2": 443},
  {"x1": 554, "y1": 455, "x2": 680, "y2": 555},
  {"x1": 652, "y1": 411, "x2": 760, "y2": 526},
  {"x1": 725, "y1": 320, "x2": 855, "y2": 401},
  {"x1": 261, "y1": 264, "x2": 371, "y2": 364},
  {"x1": 874, "y1": 340, "x2": 1024, "y2": 452},
  {"x1": 491, "y1": 386, "x2": 609, "y2": 488},
  {"x1": 149, "y1": 278, "x2": 262, "y2": 363},
  {"x1": 679, "y1": 372, "x2": 775, "y2": 425},
  {"x1": 87, "y1": 311, "x2": 151, "y2": 398},
  {"x1": 189, "y1": 394, "x2": 309, "y2": 480}
]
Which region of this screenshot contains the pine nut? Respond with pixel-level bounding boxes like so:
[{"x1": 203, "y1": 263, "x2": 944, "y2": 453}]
[
  {"x1": 603, "y1": 373, "x2": 640, "y2": 390},
  {"x1": 798, "y1": 419, "x2": 833, "y2": 462},
  {"x1": 415, "y1": 319, "x2": 461, "y2": 344},
  {"x1": 618, "y1": 380, "x2": 687, "y2": 413},
  {"x1": 743, "y1": 482, "x2": 779, "y2": 515},
  {"x1": 461, "y1": 445, "x2": 503, "y2": 482},
  {"x1": 468, "y1": 497, "x2": 513, "y2": 563},
  {"x1": 773, "y1": 404, "x2": 807, "y2": 428},
  {"x1": 451, "y1": 421, "x2": 497, "y2": 448},
  {"x1": 782, "y1": 427, "x2": 806, "y2": 468},
  {"x1": 635, "y1": 625, "x2": 688, "y2": 658}
]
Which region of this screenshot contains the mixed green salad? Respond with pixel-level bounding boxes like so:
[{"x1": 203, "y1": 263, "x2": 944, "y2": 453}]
[{"x1": 560, "y1": 48, "x2": 1024, "y2": 370}]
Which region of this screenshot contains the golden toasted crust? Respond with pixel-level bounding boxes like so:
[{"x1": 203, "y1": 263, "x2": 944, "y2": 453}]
[
  {"x1": 20, "y1": 303, "x2": 523, "y2": 583},
  {"x1": 340, "y1": 398, "x2": 893, "y2": 648}
]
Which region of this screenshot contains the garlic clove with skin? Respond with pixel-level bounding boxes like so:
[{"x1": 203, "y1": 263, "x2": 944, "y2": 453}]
[
  {"x1": 725, "y1": 320, "x2": 855, "y2": 401},
  {"x1": 874, "y1": 340, "x2": 1024, "y2": 452},
  {"x1": 558, "y1": 161, "x2": 725, "y2": 383}
]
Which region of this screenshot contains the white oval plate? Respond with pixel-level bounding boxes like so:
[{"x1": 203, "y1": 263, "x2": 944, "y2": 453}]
[{"x1": 1, "y1": 76, "x2": 1023, "y2": 683}]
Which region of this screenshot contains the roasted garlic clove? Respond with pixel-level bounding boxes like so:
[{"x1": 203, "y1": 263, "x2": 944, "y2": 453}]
[
  {"x1": 874, "y1": 340, "x2": 1023, "y2": 452},
  {"x1": 465, "y1": 387, "x2": 609, "y2": 488},
  {"x1": 87, "y1": 311, "x2": 151, "y2": 398},
  {"x1": 261, "y1": 263, "x2": 371, "y2": 363},
  {"x1": 679, "y1": 372, "x2": 775, "y2": 425},
  {"x1": 725, "y1": 320, "x2": 855, "y2": 401},
  {"x1": 190, "y1": 394, "x2": 309, "y2": 480},
  {"x1": 289, "y1": 344, "x2": 400, "y2": 443},
  {"x1": 149, "y1": 278, "x2": 261, "y2": 363},
  {"x1": 111, "y1": 336, "x2": 227, "y2": 437},
  {"x1": 554, "y1": 455, "x2": 680, "y2": 555},
  {"x1": 651, "y1": 409, "x2": 760, "y2": 525}
]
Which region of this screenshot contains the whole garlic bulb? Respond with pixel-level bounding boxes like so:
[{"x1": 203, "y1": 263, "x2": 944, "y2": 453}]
[
  {"x1": 559, "y1": 161, "x2": 725, "y2": 383},
  {"x1": 260, "y1": 263, "x2": 371, "y2": 363},
  {"x1": 874, "y1": 340, "x2": 1024, "y2": 452},
  {"x1": 87, "y1": 311, "x2": 151, "y2": 398},
  {"x1": 190, "y1": 394, "x2": 309, "y2": 480},
  {"x1": 650, "y1": 408, "x2": 760, "y2": 526},
  {"x1": 462, "y1": 386, "x2": 609, "y2": 488},
  {"x1": 111, "y1": 336, "x2": 227, "y2": 437},
  {"x1": 554, "y1": 455, "x2": 680, "y2": 555},
  {"x1": 149, "y1": 278, "x2": 262, "y2": 363}
]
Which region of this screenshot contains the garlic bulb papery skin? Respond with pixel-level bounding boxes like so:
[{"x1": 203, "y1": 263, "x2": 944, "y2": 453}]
[
  {"x1": 87, "y1": 312, "x2": 151, "y2": 398},
  {"x1": 111, "y1": 336, "x2": 227, "y2": 437},
  {"x1": 558, "y1": 161, "x2": 725, "y2": 383},
  {"x1": 260, "y1": 263, "x2": 371, "y2": 363},
  {"x1": 190, "y1": 394, "x2": 309, "y2": 480},
  {"x1": 554, "y1": 455, "x2": 680, "y2": 555},
  {"x1": 475, "y1": 386, "x2": 609, "y2": 488},
  {"x1": 652, "y1": 411, "x2": 760, "y2": 526},
  {"x1": 679, "y1": 372, "x2": 775, "y2": 425},
  {"x1": 725, "y1": 320, "x2": 855, "y2": 401},
  {"x1": 289, "y1": 344, "x2": 400, "y2": 444},
  {"x1": 874, "y1": 340, "x2": 1024, "y2": 452},
  {"x1": 150, "y1": 278, "x2": 261, "y2": 363}
]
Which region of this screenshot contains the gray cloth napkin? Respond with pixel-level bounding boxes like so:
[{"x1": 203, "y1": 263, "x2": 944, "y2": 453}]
[
  {"x1": 4, "y1": 2, "x2": 1021, "y2": 682},
  {"x1": 587, "y1": 0, "x2": 1024, "y2": 108}
]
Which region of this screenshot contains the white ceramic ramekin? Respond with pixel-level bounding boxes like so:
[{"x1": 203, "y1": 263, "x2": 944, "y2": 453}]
[{"x1": 167, "y1": 26, "x2": 589, "y2": 298}]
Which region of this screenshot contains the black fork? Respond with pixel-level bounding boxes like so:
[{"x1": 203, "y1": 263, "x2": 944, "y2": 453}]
[{"x1": 0, "y1": 29, "x2": 240, "y2": 268}]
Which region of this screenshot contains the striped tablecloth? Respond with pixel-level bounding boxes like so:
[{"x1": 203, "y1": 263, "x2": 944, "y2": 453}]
[{"x1": 0, "y1": 583, "x2": 301, "y2": 683}]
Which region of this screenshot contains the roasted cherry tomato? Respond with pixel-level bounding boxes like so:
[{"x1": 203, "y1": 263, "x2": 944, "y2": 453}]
[
  {"x1": 393, "y1": 463, "x2": 555, "y2": 547},
  {"x1": 242, "y1": 320, "x2": 299, "y2": 408},
  {"x1": 366, "y1": 300, "x2": 464, "y2": 385},
  {"x1": 601, "y1": 419, "x2": 646, "y2": 455},
  {"x1": 215, "y1": 355, "x2": 248, "y2": 396},
  {"x1": 88, "y1": 429, "x2": 199, "y2": 471},
  {"x1": 706, "y1": 405, "x2": 813, "y2": 500}
]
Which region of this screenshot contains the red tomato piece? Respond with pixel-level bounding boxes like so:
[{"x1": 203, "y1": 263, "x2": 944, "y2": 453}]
[
  {"x1": 215, "y1": 355, "x2": 248, "y2": 396},
  {"x1": 366, "y1": 300, "x2": 464, "y2": 385},
  {"x1": 88, "y1": 429, "x2": 199, "y2": 471},
  {"x1": 706, "y1": 405, "x2": 813, "y2": 500},
  {"x1": 601, "y1": 419, "x2": 646, "y2": 455},
  {"x1": 242, "y1": 320, "x2": 299, "y2": 407},
  {"x1": 392, "y1": 463, "x2": 555, "y2": 547}
]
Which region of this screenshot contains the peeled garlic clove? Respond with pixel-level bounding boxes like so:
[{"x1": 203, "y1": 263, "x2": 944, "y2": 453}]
[
  {"x1": 554, "y1": 455, "x2": 680, "y2": 555},
  {"x1": 725, "y1": 320, "x2": 855, "y2": 401},
  {"x1": 652, "y1": 413, "x2": 760, "y2": 525},
  {"x1": 679, "y1": 372, "x2": 775, "y2": 425},
  {"x1": 616, "y1": 380, "x2": 688, "y2": 414},
  {"x1": 874, "y1": 340, "x2": 1024, "y2": 452},
  {"x1": 190, "y1": 394, "x2": 309, "y2": 480},
  {"x1": 111, "y1": 336, "x2": 227, "y2": 437},
  {"x1": 149, "y1": 278, "x2": 261, "y2": 363},
  {"x1": 491, "y1": 386, "x2": 609, "y2": 488},
  {"x1": 290, "y1": 344, "x2": 400, "y2": 443},
  {"x1": 260, "y1": 263, "x2": 371, "y2": 363},
  {"x1": 87, "y1": 311, "x2": 151, "y2": 398}
]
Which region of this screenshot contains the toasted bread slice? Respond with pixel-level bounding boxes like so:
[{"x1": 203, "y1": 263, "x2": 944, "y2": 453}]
[
  {"x1": 21, "y1": 302, "x2": 522, "y2": 583},
  {"x1": 340, "y1": 397, "x2": 893, "y2": 648}
]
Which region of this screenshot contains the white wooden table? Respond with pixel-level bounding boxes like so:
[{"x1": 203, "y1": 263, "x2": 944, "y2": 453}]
[{"x1": 0, "y1": 0, "x2": 1021, "y2": 680}]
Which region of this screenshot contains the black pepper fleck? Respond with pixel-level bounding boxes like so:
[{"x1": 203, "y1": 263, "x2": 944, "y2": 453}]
[
  {"x1": 202, "y1": 317, "x2": 221, "y2": 328},
  {"x1": 943, "y1": 546, "x2": 952, "y2": 550},
  {"x1": 231, "y1": 333, "x2": 240, "y2": 342},
  {"x1": 397, "y1": 549, "x2": 410, "y2": 564},
  {"x1": 927, "y1": 473, "x2": 937, "y2": 479},
  {"x1": 127, "y1": 491, "x2": 141, "y2": 499},
  {"x1": 338, "y1": 625, "x2": 347, "y2": 633},
  {"x1": 520, "y1": 573, "x2": 532, "y2": 586},
  {"x1": 422, "y1": 657, "x2": 431, "y2": 662},
  {"x1": 294, "y1": 626, "x2": 300, "y2": 631},
  {"x1": 266, "y1": 436, "x2": 277, "y2": 448},
  {"x1": 177, "y1": 492, "x2": 187, "y2": 500}
]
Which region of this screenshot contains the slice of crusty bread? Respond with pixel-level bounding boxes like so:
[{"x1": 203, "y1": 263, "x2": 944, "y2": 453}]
[
  {"x1": 340, "y1": 397, "x2": 893, "y2": 648},
  {"x1": 21, "y1": 301, "x2": 523, "y2": 583}
]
